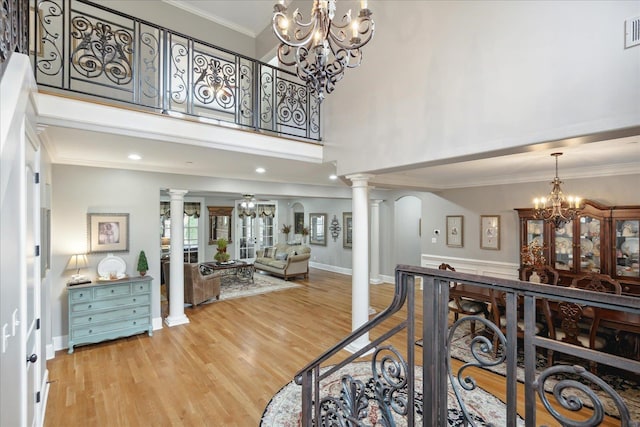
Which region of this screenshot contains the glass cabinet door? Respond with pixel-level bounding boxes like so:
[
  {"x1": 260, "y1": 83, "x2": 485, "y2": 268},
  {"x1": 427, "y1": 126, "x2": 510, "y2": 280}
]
[
  {"x1": 554, "y1": 220, "x2": 573, "y2": 271},
  {"x1": 579, "y1": 216, "x2": 601, "y2": 273},
  {"x1": 526, "y1": 219, "x2": 544, "y2": 247},
  {"x1": 615, "y1": 219, "x2": 639, "y2": 279}
]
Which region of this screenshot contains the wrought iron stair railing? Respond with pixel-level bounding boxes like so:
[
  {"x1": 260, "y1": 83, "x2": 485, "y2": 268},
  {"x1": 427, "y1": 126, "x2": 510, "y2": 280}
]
[
  {"x1": 27, "y1": 0, "x2": 321, "y2": 142},
  {"x1": 292, "y1": 264, "x2": 640, "y2": 426}
]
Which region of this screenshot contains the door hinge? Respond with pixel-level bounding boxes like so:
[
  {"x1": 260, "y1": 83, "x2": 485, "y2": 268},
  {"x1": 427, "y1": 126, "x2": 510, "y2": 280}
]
[
  {"x1": 36, "y1": 318, "x2": 41, "y2": 330},
  {"x1": 35, "y1": 172, "x2": 40, "y2": 184},
  {"x1": 35, "y1": 245, "x2": 40, "y2": 256},
  {"x1": 36, "y1": 391, "x2": 41, "y2": 403}
]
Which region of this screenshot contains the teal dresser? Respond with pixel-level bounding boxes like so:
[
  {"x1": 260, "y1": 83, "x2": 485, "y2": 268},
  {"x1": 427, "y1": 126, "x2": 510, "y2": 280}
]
[{"x1": 67, "y1": 276, "x2": 153, "y2": 353}]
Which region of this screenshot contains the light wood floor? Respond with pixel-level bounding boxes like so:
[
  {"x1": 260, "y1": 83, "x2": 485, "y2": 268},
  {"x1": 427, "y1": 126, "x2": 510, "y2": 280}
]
[{"x1": 45, "y1": 269, "x2": 622, "y2": 426}]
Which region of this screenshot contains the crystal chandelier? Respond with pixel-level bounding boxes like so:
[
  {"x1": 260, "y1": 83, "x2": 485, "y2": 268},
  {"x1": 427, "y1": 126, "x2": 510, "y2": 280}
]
[
  {"x1": 533, "y1": 153, "x2": 583, "y2": 229},
  {"x1": 272, "y1": 0, "x2": 375, "y2": 102},
  {"x1": 238, "y1": 194, "x2": 257, "y2": 218}
]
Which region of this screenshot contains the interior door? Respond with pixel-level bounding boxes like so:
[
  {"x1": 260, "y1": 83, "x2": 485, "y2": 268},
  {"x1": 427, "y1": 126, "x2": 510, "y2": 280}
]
[
  {"x1": 25, "y1": 137, "x2": 41, "y2": 427},
  {"x1": 236, "y1": 202, "x2": 276, "y2": 260}
]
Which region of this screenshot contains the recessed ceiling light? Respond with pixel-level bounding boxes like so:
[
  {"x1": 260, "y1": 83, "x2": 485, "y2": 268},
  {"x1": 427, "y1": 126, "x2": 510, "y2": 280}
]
[
  {"x1": 329, "y1": 174, "x2": 338, "y2": 180},
  {"x1": 128, "y1": 154, "x2": 141, "y2": 160},
  {"x1": 256, "y1": 167, "x2": 266, "y2": 174}
]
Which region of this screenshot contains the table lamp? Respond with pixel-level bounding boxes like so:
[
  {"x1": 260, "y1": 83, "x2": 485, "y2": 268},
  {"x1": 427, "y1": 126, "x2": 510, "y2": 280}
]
[{"x1": 66, "y1": 254, "x2": 90, "y2": 285}]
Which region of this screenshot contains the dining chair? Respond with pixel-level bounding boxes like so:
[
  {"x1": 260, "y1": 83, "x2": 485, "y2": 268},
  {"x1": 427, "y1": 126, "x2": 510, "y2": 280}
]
[
  {"x1": 439, "y1": 263, "x2": 489, "y2": 336},
  {"x1": 547, "y1": 272, "x2": 621, "y2": 372}
]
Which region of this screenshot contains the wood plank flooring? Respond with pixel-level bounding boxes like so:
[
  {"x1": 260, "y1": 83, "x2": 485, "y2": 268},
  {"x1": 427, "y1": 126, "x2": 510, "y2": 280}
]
[{"x1": 45, "y1": 269, "x2": 622, "y2": 426}]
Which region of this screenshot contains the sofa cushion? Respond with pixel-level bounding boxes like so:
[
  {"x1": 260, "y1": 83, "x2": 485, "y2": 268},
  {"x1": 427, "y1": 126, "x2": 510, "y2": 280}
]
[
  {"x1": 263, "y1": 247, "x2": 276, "y2": 258},
  {"x1": 275, "y1": 251, "x2": 288, "y2": 261}
]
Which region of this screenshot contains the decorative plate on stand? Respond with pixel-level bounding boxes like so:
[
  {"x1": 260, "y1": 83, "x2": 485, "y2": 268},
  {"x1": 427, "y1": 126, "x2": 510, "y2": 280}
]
[{"x1": 97, "y1": 253, "x2": 127, "y2": 281}]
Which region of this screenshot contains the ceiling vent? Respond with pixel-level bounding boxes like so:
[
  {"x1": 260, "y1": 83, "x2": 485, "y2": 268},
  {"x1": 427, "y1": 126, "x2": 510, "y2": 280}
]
[{"x1": 625, "y1": 16, "x2": 640, "y2": 48}]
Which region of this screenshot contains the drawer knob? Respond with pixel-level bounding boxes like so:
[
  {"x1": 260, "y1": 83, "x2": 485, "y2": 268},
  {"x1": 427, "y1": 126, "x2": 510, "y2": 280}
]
[
  {"x1": 88, "y1": 305, "x2": 92, "y2": 309},
  {"x1": 133, "y1": 298, "x2": 136, "y2": 302},
  {"x1": 88, "y1": 317, "x2": 92, "y2": 321},
  {"x1": 111, "y1": 289, "x2": 115, "y2": 293},
  {"x1": 89, "y1": 329, "x2": 93, "y2": 334},
  {"x1": 79, "y1": 293, "x2": 83, "y2": 297},
  {"x1": 133, "y1": 321, "x2": 137, "y2": 325},
  {"x1": 133, "y1": 310, "x2": 137, "y2": 314}
]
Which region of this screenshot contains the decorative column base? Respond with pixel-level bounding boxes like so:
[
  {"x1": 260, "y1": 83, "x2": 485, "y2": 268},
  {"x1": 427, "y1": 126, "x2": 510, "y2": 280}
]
[
  {"x1": 345, "y1": 336, "x2": 373, "y2": 355},
  {"x1": 164, "y1": 314, "x2": 190, "y2": 327}
]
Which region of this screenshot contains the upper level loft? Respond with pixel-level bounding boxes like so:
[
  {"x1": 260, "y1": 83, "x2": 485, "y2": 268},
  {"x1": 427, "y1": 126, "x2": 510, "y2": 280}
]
[{"x1": 2, "y1": 0, "x2": 321, "y2": 143}]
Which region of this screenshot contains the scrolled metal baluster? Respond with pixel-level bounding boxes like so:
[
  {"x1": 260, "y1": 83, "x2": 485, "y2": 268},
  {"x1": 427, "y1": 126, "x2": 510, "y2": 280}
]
[
  {"x1": 535, "y1": 365, "x2": 634, "y2": 426},
  {"x1": 447, "y1": 316, "x2": 506, "y2": 427},
  {"x1": 372, "y1": 346, "x2": 410, "y2": 426},
  {"x1": 238, "y1": 63, "x2": 253, "y2": 120},
  {"x1": 139, "y1": 31, "x2": 159, "y2": 100},
  {"x1": 170, "y1": 41, "x2": 188, "y2": 104},
  {"x1": 35, "y1": 0, "x2": 63, "y2": 76},
  {"x1": 259, "y1": 69, "x2": 273, "y2": 125}
]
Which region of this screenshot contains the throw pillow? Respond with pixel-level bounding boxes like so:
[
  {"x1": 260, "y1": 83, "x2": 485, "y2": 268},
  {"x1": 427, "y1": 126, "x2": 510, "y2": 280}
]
[
  {"x1": 199, "y1": 264, "x2": 214, "y2": 276},
  {"x1": 275, "y1": 252, "x2": 288, "y2": 261},
  {"x1": 263, "y1": 247, "x2": 276, "y2": 258}
]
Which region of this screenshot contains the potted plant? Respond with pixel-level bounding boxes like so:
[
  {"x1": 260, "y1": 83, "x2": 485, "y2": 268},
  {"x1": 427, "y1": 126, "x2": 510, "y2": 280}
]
[
  {"x1": 280, "y1": 224, "x2": 291, "y2": 242},
  {"x1": 301, "y1": 226, "x2": 309, "y2": 244},
  {"x1": 215, "y1": 238, "x2": 231, "y2": 263},
  {"x1": 137, "y1": 250, "x2": 149, "y2": 276}
]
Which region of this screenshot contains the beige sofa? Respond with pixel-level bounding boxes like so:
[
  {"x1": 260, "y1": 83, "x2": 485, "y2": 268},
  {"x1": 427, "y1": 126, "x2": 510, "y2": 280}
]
[{"x1": 254, "y1": 243, "x2": 311, "y2": 280}]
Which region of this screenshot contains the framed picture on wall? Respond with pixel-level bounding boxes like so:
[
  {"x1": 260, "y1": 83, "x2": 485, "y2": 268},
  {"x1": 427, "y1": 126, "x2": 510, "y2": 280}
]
[
  {"x1": 480, "y1": 215, "x2": 500, "y2": 250},
  {"x1": 294, "y1": 212, "x2": 305, "y2": 235},
  {"x1": 309, "y1": 213, "x2": 327, "y2": 246},
  {"x1": 343, "y1": 212, "x2": 353, "y2": 248},
  {"x1": 446, "y1": 215, "x2": 463, "y2": 248},
  {"x1": 88, "y1": 213, "x2": 130, "y2": 253}
]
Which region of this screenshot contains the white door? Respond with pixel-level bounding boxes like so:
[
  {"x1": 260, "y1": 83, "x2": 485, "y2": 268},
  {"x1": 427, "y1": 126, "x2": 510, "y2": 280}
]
[
  {"x1": 25, "y1": 137, "x2": 41, "y2": 426},
  {"x1": 236, "y1": 202, "x2": 276, "y2": 260}
]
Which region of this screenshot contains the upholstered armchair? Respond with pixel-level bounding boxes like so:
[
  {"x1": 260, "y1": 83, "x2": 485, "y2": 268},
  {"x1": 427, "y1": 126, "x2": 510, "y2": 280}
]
[{"x1": 184, "y1": 263, "x2": 221, "y2": 306}]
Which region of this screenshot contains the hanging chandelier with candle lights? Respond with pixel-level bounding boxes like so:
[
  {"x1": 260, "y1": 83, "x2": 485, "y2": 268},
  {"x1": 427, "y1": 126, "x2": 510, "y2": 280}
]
[
  {"x1": 272, "y1": 0, "x2": 375, "y2": 102},
  {"x1": 533, "y1": 152, "x2": 583, "y2": 229}
]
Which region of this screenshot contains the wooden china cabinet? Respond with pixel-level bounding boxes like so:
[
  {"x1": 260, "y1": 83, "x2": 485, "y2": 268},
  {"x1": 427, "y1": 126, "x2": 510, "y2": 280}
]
[{"x1": 516, "y1": 200, "x2": 640, "y2": 296}]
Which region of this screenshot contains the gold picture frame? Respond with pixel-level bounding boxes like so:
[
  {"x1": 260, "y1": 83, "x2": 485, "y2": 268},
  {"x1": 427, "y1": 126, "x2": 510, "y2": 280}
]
[
  {"x1": 480, "y1": 215, "x2": 500, "y2": 250},
  {"x1": 88, "y1": 213, "x2": 129, "y2": 253},
  {"x1": 446, "y1": 215, "x2": 463, "y2": 248}
]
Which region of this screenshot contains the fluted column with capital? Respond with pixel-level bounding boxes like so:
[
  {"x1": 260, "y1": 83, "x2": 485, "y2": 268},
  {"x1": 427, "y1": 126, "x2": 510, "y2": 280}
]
[
  {"x1": 345, "y1": 174, "x2": 373, "y2": 353},
  {"x1": 165, "y1": 189, "x2": 190, "y2": 327}
]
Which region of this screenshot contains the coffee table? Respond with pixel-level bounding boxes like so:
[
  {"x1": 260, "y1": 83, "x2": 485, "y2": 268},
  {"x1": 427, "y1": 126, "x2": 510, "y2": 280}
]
[{"x1": 202, "y1": 260, "x2": 254, "y2": 282}]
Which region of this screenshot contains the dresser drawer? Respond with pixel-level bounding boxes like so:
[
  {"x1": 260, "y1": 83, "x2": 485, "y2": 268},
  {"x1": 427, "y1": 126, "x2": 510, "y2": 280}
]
[
  {"x1": 132, "y1": 281, "x2": 151, "y2": 294},
  {"x1": 71, "y1": 316, "x2": 150, "y2": 339},
  {"x1": 71, "y1": 294, "x2": 150, "y2": 313},
  {"x1": 94, "y1": 283, "x2": 131, "y2": 299},
  {"x1": 69, "y1": 289, "x2": 92, "y2": 302},
  {"x1": 71, "y1": 305, "x2": 151, "y2": 326}
]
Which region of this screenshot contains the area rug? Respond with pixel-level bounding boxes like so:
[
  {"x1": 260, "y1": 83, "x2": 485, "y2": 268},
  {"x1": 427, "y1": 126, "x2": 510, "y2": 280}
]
[
  {"x1": 260, "y1": 361, "x2": 524, "y2": 426},
  {"x1": 448, "y1": 322, "x2": 640, "y2": 422},
  {"x1": 208, "y1": 273, "x2": 301, "y2": 303}
]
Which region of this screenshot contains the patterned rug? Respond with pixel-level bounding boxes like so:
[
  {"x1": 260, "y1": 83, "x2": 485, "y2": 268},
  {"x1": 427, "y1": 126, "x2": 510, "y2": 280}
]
[
  {"x1": 260, "y1": 362, "x2": 524, "y2": 426},
  {"x1": 448, "y1": 322, "x2": 640, "y2": 422},
  {"x1": 207, "y1": 273, "x2": 301, "y2": 303}
]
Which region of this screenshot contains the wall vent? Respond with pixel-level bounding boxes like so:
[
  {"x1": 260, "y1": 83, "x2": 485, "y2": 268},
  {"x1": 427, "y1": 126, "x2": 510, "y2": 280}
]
[{"x1": 626, "y1": 16, "x2": 640, "y2": 48}]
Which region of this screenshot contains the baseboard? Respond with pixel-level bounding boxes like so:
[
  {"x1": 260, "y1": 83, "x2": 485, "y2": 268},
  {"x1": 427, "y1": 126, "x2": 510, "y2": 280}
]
[
  {"x1": 309, "y1": 261, "x2": 352, "y2": 276},
  {"x1": 52, "y1": 335, "x2": 68, "y2": 354},
  {"x1": 152, "y1": 317, "x2": 164, "y2": 330}
]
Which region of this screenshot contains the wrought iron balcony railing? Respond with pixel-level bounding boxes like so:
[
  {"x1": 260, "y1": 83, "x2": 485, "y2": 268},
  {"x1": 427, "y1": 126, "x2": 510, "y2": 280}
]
[
  {"x1": 292, "y1": 265, "x2": 640, "y2": 426},
  {"x1": 28, "y1": 0, "x2": 321, "y2": 141}
]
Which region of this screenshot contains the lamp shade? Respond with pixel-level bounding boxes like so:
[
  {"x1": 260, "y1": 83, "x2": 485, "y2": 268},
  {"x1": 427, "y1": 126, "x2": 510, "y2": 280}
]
[{"x1": 66, "y1": 254, "x2": 89, "y2": 273}]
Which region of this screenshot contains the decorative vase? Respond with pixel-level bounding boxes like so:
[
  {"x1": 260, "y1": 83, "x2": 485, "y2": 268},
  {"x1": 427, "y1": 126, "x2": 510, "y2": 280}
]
[{"x1": 139, "y1": 270, "x2": 146, "y2": 277}]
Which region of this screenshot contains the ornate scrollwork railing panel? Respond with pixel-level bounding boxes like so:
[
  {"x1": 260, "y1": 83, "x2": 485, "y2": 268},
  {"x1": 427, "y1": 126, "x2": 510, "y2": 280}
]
[
  {"x1": 0, "y1": 0, "x2": 29, "y2": 79},
  {"x1": 25, "y1": 0, "x2": 321, "y2": 142}
]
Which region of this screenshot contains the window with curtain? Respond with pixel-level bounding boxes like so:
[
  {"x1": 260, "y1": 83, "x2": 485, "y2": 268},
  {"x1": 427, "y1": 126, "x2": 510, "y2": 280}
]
[{"x1": 160, "y1": 202, "x2": 201, "y2": 262}]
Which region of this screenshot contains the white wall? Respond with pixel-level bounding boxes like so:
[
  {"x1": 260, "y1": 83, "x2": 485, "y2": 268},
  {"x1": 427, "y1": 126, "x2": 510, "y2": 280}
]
[
  {"x1": 324, "y1": 1, "x2": 640, "y2": 176},
  {"x1": 91, "y1": 0, "x2": 256, "y2": 58}
]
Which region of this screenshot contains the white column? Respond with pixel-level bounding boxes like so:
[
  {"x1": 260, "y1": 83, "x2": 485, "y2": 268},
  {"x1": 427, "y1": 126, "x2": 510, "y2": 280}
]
[
  {"x1": 370, "y1": 199, "x2": 383, "y2": 285},
  {"x1": 345, "y1": 174, "x2": 373, "y2": 353},
  {"x1": 164, "y1": 189, "x2": 190, "y2": 327}
]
